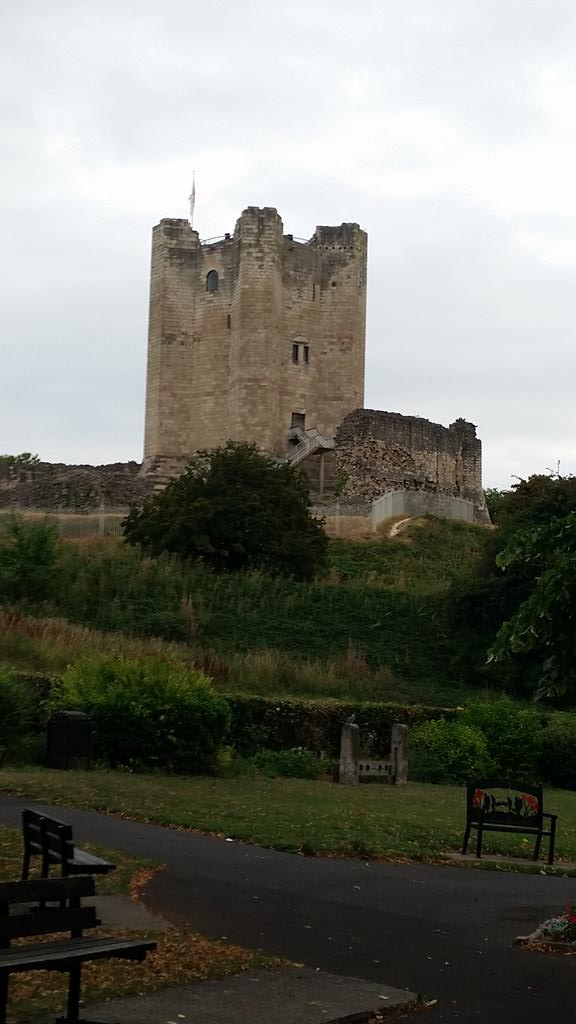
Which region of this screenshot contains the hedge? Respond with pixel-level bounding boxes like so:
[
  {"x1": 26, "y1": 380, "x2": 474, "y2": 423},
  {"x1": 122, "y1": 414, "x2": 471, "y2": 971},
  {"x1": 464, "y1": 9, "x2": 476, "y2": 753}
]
[{"x1": 224, "y1": 693, "x2": 459, "y2": 757}]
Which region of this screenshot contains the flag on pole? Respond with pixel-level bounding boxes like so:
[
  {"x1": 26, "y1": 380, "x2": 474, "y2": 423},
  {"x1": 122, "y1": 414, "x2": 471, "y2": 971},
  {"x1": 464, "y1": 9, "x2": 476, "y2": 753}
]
[{"x1": 188, "y1": 171, "x2": 196, "y2": 228}]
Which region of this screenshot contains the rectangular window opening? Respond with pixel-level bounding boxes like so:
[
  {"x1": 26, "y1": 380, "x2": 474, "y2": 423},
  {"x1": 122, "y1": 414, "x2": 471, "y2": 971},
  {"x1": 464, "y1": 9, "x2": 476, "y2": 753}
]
[
  {"x1": 292, "y1": 344, "x2": 299, "y2": 364},
  {"x1": 303, "y1": 346, "x2": 309, "y2": 364},
  {"x1": 227, "y1": 314, "x2": 231, "y2": 329}
]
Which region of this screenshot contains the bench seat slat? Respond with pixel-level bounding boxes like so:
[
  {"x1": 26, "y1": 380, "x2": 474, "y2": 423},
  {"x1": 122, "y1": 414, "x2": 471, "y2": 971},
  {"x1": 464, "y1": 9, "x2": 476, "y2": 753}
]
[
  {"x1": 0, "y1": 937, "x2": 156, "y2": 972},
  {"x1": 0, "y1": 907, "x2": 98, "y2": 940},
  {"x1": 0, "y1": 878, "x2": 95, "y2": 905}
]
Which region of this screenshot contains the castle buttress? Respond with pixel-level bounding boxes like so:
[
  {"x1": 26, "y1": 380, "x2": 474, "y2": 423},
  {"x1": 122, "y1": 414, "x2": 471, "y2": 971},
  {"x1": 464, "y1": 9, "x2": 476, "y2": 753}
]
[{"x1": 143, "y1": 207, "x2": 368, "y2": 473}]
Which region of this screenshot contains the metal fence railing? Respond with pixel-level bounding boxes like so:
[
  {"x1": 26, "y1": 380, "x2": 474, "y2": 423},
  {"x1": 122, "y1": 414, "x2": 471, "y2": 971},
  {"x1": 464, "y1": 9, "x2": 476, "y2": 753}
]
[{"x1": 0, "y1": 508, "x2": 127, "y2": 539}]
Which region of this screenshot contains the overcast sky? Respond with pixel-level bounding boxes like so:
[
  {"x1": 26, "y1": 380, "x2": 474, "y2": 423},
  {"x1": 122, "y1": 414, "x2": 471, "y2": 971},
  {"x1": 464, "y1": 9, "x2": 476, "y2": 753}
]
[{"x1": 2, "y1": 0, "x2": 575, "y2": 487}]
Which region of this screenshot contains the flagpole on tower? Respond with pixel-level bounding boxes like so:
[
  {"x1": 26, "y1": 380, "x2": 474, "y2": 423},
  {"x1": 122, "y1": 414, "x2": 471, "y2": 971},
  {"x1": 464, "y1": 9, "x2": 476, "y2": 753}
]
[{"x1": 188, "y1": 171, "x2": 196, "y2": 229}]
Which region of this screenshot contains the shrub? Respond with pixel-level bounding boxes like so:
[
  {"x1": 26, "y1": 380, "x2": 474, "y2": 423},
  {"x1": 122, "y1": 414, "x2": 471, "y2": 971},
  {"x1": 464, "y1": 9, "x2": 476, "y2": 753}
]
[
  {"x1": 224, "y1": 693, "x2": 458, "y2": 757},
  {"x1": 0, "y1": 667, "x2": 40, "y2": 753},
  {"x1": 0, "y1": 515, "x2": 60, "y2": 604},
  {"x1": 253, "y1": 747, "x2": 326, "y2": 779},
  {"x1": 461, "y1": 697, "x2": 542, "y2": 779},
  {"x1": 410, "y1": 720, "x2": 492, "y2": 784},
  {"x1": 539, "y1": 714, "x2": 576, "y2": 789},
  {"x1": 51, "y1": 655, "x2": 230, "y2": 773}
]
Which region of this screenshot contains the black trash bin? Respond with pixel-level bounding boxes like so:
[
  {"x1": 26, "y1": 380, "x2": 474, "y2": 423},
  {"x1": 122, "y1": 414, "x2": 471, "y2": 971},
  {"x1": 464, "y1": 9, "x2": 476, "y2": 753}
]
[{"x1": 46, "y1": 711, "x2": 92, "y2": 770}]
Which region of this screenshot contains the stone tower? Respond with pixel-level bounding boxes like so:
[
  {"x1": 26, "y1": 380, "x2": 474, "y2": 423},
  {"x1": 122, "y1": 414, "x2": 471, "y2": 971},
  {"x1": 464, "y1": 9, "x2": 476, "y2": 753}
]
[{"x1": 143, "y1": 207, "x2": 367, "y2": 474}]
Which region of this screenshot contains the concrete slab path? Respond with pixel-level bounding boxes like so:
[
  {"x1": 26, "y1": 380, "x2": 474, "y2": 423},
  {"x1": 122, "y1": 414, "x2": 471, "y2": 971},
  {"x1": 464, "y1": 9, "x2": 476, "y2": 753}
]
[{"x1": 77, "y1": 968, "x2": 415, "y2": 1024}]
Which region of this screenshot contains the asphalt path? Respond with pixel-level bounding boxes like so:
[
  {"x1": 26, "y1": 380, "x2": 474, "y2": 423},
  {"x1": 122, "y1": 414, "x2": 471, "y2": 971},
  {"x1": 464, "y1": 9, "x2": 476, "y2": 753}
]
[{"x1": 0, "y1": 794, "x2": 574, "y2": 1022}]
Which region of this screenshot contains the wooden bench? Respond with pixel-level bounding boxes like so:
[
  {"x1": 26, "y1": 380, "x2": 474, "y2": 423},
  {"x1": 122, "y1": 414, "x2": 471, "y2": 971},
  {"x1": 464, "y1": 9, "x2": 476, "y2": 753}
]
[
  {"x1": 462, "y1": 780, "x2": 558, "y2": 865},
  {"x1": 22, "y1": 810, "x2": 115, "y2": 880},
  {"x1": 0, "y1": 876, "x2": 155, "y2": 1024}
]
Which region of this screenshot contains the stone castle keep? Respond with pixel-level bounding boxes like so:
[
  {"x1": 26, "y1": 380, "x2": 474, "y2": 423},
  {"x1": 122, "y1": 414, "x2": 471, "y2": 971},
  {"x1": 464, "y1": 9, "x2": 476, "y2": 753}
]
[
  {"x1": 143, "y1": 207, "x2": 367, "y2": 474},
  {"x1": 0, "y1": 205, "x2": 489, "y2": 526},
  {"x1": 142, "y1": 206, "x2": 489, "y2": 526}
]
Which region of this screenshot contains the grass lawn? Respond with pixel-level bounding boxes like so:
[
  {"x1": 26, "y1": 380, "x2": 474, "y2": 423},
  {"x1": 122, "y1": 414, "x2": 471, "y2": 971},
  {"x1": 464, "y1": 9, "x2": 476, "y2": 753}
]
[
  {"x1": 0, "y1": 822, "x2": 277, "y2": 1023},
  {"x1": 1, "y1": 768, "x2": 574, "y2": 868}
]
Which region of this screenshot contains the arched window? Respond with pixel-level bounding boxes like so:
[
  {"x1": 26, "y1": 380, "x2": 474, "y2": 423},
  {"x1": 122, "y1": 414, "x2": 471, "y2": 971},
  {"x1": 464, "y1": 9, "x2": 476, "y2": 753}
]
[{"x1": 206, "y1": 270, "x2": 219, "y2": 294}]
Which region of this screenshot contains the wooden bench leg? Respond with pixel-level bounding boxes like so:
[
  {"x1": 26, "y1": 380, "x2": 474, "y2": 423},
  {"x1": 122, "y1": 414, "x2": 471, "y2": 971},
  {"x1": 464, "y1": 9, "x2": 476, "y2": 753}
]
[
  {"x1": 56, "y1": 964, "x2": 82, "y2": 1024},
  {"x1": 21, "y1": 849, "x2": 31, "y2": 881},
  {"x1": 475, "y1": 825, "x2": 483, "y2": 859},
  {"x1": 549, "y1": 818, "x2": 557, "y2": 866},
  {"x1": 462, "y1": 823, "x2": 472, "y2": 855},
  {"x1": 533, "y1": 831, "x2": 543, "y2": 862}
]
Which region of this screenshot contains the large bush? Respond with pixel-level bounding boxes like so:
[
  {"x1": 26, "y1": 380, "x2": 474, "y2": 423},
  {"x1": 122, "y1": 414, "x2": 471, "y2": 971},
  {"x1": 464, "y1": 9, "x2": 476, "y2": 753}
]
[
  {"x1": 461, "y1": 697, "x2": 542, "y2": 779},
  {"x1": 123, "y1": 442, "x2": 328, "y2": 580},
  {"x1": 539, "y1": 714, "x2": 576, "y2": 789},
  {"x1": 51, "y1": 656, "x2": 230, "y2": 773},
  {"x1": 409, "y1": 720, "x2": 492, "y2": 784}
]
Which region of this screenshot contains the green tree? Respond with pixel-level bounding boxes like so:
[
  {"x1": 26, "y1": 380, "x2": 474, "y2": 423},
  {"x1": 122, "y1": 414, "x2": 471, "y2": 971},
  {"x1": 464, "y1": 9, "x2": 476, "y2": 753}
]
[
  {"x1": 0, "y1": 515, "x2": 60, "y2": 603},
  {"x1": 483, "y1": 487, "x2": 510, "y2": 524},
  {"x1": 489, "y1": 513, "x2": 576, "y2": 699},
  {"x1": 123, "y1": 442, "x2": 328, "y2": 580},
  {"x1": 0, "y1": 453, "x2": 40, "y2": 468}
]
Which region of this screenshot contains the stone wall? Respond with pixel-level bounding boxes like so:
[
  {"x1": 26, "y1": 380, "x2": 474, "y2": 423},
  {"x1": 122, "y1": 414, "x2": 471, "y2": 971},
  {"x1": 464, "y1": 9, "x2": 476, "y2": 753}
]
[
  {"x1": 372, "y1": 491, "x2": 476, "y2": 525},
  {"x1": 143, "y1": 208, "x2": 367, "y2": 471},
  {"x1": 0, "y1": 461, "x2": 148, "y2": 510},
  {"x1": 332, "y1": 409, "x2": 489, "y2": 524}
]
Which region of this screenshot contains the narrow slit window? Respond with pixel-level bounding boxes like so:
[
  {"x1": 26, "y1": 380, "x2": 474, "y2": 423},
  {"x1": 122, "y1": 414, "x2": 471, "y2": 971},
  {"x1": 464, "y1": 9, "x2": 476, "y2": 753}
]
[
  {"x1": 303, "y1": 345, "x2": 309, "y2": 364},
  {"x1": 227, "y1": 314, "x2": 231, "y2": 329},
  {"x1": 292, "y1": 343, "x2": 299, "y2": 363}
]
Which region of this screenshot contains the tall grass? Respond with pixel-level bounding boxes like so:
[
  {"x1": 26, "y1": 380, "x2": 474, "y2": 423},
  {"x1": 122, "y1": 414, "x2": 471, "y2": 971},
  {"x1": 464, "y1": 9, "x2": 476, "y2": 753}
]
[
  {"x1": 0, "y1": 518, "x2": 493, "y2": 701},
  {"x1": 0, "y1": 609, "x2": 469, "y2": 704}
]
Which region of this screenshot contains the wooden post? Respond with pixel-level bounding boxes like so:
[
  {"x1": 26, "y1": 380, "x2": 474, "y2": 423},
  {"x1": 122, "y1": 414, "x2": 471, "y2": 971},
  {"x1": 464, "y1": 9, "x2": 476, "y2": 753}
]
[
  {"x1": 391, "y1": 723, "x2": 408, "y2": 784},
  {"x1": 339, "y1": 723, "x2": 360, "y2": 785}
]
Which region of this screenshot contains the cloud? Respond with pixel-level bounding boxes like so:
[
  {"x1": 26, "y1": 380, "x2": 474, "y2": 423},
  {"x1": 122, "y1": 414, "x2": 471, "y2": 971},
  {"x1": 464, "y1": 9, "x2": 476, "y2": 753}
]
[{"x1": 1, "y1": 0, "x2": 576, "y2": 485}]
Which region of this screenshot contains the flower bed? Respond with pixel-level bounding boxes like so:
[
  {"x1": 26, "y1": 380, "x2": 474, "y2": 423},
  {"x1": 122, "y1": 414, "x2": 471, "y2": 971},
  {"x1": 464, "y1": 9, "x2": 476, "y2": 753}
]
[{"x1": 517, "y1": 900, "x2": 576, "y2": 952}]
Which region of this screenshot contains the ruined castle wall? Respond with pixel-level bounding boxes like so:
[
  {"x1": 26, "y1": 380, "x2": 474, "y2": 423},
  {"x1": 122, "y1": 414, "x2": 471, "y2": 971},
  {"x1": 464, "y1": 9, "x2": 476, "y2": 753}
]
[
  {"x1": 334, "y1": 409, "x2": 489, "y2": 523},
  {"x1": 0, "y1": 461, "x2": 148, "y2": 510},
  {"x1": 143, "y1": 208, "x2": 367, "y2": 469}
]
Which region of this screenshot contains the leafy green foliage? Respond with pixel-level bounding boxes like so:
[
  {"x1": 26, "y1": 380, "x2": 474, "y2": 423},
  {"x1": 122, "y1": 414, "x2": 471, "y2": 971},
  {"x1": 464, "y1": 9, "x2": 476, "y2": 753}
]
[
  {"x1": 497, "y1": 474, "x2": 576, "y2": 536},
  {"x1": 0, "y1": 667, "x2": 40, "y2": 752},
  {"x1": 461, "y1": 697, "x2": 542, "y2": 779},
  {"x1": 483, "y1": 488, "x2": 510, "y2": 523},
  {"x1": 409, "y1": 720, "x2": 492, "y2": 783},
  {"x1": 448, "y1": 475, "x2": 576, "y2": 695},
  {"x1": 0, "y1": 453, "x2": 40, "y2": 468},
  {"x1": 0, "y1": 515, "x2": 60, "y2": 603},
  {"x1": 51, "y1": 655, "x2": 231, "y2": 773},
  {"x1": 224, "y1": 693, "x2": 458, "y2": 757},
  {"x1": 539, "y1": 714, "x2": 576, "y2": 790},
  {"x1": 253, "y1": 747, "x2": 327, "y2": 779},
  {"x1": 123, "y1": 442, "x2": 328, "y2": 580},
  {"x1": 489, "y1": 513, "x2": 576, "y2": 698}
]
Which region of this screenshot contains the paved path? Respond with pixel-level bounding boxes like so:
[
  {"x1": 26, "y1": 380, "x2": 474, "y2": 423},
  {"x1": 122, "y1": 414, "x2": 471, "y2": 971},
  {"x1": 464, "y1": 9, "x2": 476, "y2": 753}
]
[{"x1": 1, "y1": 795, "x2": 575, "y2": 1023}]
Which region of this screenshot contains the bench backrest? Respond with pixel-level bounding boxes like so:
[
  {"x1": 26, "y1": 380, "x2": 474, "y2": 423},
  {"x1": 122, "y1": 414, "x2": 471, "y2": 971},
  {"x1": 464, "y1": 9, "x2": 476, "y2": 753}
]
[
  {"x1": 23, "y1": 809, "x2": 75, "y2": 871},
  {"x1": 466, "y1": 780, "x2": 543, "y2": 827},
  {"x1": 0, "y1": 877, "x2": 98, "y2": 947}
]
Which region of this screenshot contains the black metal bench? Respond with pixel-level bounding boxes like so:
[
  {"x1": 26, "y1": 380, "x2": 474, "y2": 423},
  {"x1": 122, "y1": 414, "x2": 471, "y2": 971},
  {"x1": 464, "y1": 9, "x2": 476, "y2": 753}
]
[
  {"x1": 0, "y1": 876, "x2": 156, "y2": 1024},
  {"x1": 462, "y1": 780, "x2": 558, "y2": 865},
  {"x1": 22, "y1": 809, "x2": 115, "y2": 880}
]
